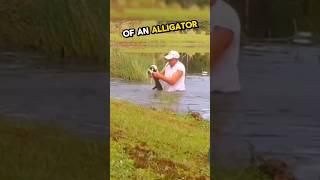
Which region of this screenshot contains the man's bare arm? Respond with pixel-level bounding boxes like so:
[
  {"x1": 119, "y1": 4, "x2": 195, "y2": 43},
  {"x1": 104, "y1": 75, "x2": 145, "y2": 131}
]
[{"x1": 211, "y1": 26, "x2": 233, "y2": 67}]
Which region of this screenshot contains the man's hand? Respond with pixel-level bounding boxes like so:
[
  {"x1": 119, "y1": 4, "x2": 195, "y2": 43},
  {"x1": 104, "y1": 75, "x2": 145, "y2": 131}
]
[{"x1": 152, "y1": 72, "x2": 162, "y2": 79}]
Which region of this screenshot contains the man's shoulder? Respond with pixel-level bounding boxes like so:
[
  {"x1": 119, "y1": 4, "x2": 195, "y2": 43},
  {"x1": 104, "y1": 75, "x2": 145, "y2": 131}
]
[
  {"x1": 177, "y1": 61, "x2": 185, "y2": 70},
  {"x1": 218, "y1": 0, "x2": 238, "y2": 17},
  {"x1": 212, "y1": 0, "x2": 240, "y2": 31},
  {"x1": 177, "y1": 61, "x2": 185, "y2": 66}
]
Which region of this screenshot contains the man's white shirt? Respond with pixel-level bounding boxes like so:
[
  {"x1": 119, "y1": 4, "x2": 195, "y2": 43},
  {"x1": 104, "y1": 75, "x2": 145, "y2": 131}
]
[
  {"x1": 211, "y1": 0, "x2": 241, "y2": 92},
  {"x1": 163, "y1": 61, "x2": 186, "y2": 92}
]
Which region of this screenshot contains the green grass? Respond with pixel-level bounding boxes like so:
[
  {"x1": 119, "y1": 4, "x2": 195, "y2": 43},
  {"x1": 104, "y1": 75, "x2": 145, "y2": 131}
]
[
  {"x1": 0, "y1": 0, "x2": 107, "y2": 64},
  {"x1": 110, "y1": 99, "x2": 210, "y2": 179},
  {"x1": 111, "y1": 33, "x2": 209, "y2": 44},
  {"x1": 111, "y1": 8, "x2": 209, "y2": 21},
  {"x1": 110, "y1": 30, "x2": 210, "y2": 54},
  {"x1": 112, "y1": 46, "x2": 210, "y2": 54},
  {"x1": 110, "y1": 0, "x2": 209, "y2": 21},
  {"x1": 110, "y1": 99, "x2": 271, "y2": 179},
  {"x1": 111, "y1": 49, "x2": 208, "y2": 81},
  {"x1": 0, "y1": 117, "x2": 107, "y2": 180},
  {"x1": 110, "y1": 50, "x2": 157, "y2": 81},
  {"x1": 110, "y1": 19, "x2": 209, "y2": 51}
]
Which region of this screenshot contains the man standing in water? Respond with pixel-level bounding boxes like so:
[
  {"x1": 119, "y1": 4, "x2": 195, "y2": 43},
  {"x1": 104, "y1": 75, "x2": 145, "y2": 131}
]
[
  {"x1": 211, "y1": 0, "x2": 241, "y2": 93},
  {"x1": 211, "y1": 0, "x2": 241, "y2": 167},
  {"x1": 152, "y1": 50, "x2": 186, "y2": 92}
]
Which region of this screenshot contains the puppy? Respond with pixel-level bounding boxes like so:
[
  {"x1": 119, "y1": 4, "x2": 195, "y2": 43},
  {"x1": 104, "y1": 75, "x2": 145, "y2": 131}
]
[{"x1": 147, "y1": 65, "x2": 163, "y2": 91}]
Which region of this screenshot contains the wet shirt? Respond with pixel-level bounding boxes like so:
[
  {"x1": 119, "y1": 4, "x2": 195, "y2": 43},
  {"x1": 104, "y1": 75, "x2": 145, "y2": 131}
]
[
  {"x1": 211, "y1": 0, "x2": 241, "y2": 92},
  {"x1": 163, "y1": 61, "x2": 186, "y2": 92}
]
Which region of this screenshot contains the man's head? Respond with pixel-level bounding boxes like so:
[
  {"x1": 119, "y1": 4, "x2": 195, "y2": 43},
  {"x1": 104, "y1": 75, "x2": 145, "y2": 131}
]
[{"x1": 165, "y1": 50, "x2": 180, "y2": 67}]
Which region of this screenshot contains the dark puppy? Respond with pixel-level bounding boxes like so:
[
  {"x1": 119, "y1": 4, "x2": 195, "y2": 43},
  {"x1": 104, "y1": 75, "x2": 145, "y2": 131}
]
[{"x1": 147, "y1": 65, "x2": 163, "y2": 91}]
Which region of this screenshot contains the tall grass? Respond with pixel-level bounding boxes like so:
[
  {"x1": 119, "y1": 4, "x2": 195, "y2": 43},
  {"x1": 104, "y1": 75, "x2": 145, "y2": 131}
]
[
  {"x1": 110, "y1": 50, "x2": 211, "y2": 80},
  {"x1": 0, "y1": 0, "x2": 107, "y2": 64},
  {"x1": 110, "y1": 50, "x2": 165, "y2": 81},
  {"x1": 110, "y1": 50, "x2": 149, "y2": 81}
]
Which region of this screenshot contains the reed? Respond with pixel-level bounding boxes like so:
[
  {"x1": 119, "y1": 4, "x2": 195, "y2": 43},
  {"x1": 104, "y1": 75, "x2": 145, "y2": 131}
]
[
  {"x1": 110, "y1": 50, "x2": 157, "y2": 81},
  {"x1": 0, "y1": 0, "x2": 107, "y2": 64}
]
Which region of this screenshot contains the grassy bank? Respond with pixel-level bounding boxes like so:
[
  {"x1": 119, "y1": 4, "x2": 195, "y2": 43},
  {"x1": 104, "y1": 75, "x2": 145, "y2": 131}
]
[
  {"x1": 111, "y1": 33, "x2": 209, "y2": 45},
  {"x1": 110, "y1": 0, "x2": 210, "y2": 21},
  {"x1": 111, "y1": 7, "x2": 209, "y2": 21},
  {"x1": 110, "y1": 99, "x2": 271, "y2": 179},
  {"x1": 0, "y1": 0, "x2": 107, "y2": 64},
  {"x1": 0, "y1": 117, "x2": 107, "y2": 180},
  {"x1": 110, "y1": 99, "x2": 210, "y2": 179}
]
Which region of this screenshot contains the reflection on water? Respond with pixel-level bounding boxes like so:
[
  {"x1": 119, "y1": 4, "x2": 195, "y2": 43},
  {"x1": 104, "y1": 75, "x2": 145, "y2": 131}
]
[{"x1": 110, "y1": 75, "x2": 210, "y2": 120}]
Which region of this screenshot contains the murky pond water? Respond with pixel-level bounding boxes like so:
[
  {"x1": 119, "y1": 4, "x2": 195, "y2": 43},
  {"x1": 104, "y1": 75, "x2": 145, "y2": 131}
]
[
  {"x1": 0, "y1": 51, "x2": 108, "y2": 137},
  {"x1": 214, "y1": 44, "x2": 320, "y2": 180},
  {"x1": 111, "y1": 75, "x2": 210, "y2": 120}
]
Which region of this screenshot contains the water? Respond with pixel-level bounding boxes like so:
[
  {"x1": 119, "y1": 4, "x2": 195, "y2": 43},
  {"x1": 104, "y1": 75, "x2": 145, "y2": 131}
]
[
  {"x1": 214, "y1": 44, "x2": 320, "y2": 179},
  {"x1": 110, "y1": 75, "x2": 210, "y2": 120},
  {"x1": 0, "y1": 50, "x2": 108, "y2": 137}
]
